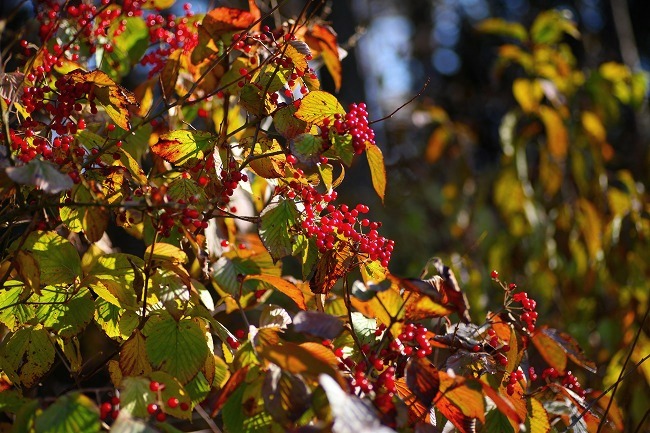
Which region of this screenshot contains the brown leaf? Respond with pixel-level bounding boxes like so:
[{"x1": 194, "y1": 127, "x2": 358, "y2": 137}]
[
  {"x1": 531, "y1": 327, "x2": 596, "y2": 374},
  {"x1": 160, "y1": 49, "x2": 181, "y2": 101},
  {"x1": 309, "y1": 242, "x2": 355, "y2": 295},
  {"x1": 119, "y1": 330, "x2": 152, "y2": 377},
  {"x1": 202, "y1": 7, "x2": 257, "y2": 37},
  {"x1": 211, "y1": 365, "x2": 249, "y2": 416},
  {"x1": 405, "y1": 357, "x2": 440, "y2": 407}
]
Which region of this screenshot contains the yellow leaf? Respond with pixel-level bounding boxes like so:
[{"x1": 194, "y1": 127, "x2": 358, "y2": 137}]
[
  {"x1": 425, "y1": 126, "x2": 450, "y2": 163},
  {"x1": 538, "y1": 105, "x2": 568, "y2": 159},
  {"x1": 581, "y1": 111, "x2": 606, "y2": 142},
  {"x1": 306, "y1": 24, "x2": 342, "y2": 91},
  {"x1": 144, "y1": 242, "x2": 188, "y2": 265},
  {"x1": 294, "y1": 90, "x2": 345, "y2": 126},
  {"x1": 526, "y1": 398, "x2": 550, "y2": 433},
  {"x1": 577, "y1": 198, "x2": 602, "y2": 260},
  {"x1": 244, "y1": 275, "x2": 307, "y2": 310},
  {"x1": 366, "y1": 144, "x2": 386, "y2": 202},
  {"x1": 513, "y1": 78, "x2": 543, "y2": 113}
]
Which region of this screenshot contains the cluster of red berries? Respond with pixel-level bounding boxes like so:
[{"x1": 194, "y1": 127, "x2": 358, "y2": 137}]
[
  {"x1": 388, "y1": 322, "x2": 432, "y2": 359},
  {"x1": 141, "y1": 5, "x2": 199, "y2": 77},
  {"x1": 281, "y1": 173, "x2": 393, "y2": 267},
  {"x1": 323, "y1": 103, "x2": 375, "y2": 155},
  {"x1": 511, "y1": 291, "x2": 538, "y2": 332},
  {"x1": 100, "y1": 396, "x2": 120, "y2": 421},
  {"x1": 218, "y1": 162, "x2": 248, "y2": 205},
  {"x1": 506, "y1": 369, "x2": 525, "y2": 395},
  {"x1": 147, "y1": 380, "x2": 191, "y2": 422}
]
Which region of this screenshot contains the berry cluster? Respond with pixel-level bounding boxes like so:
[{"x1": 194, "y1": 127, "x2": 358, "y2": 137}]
[
  {"x1": 388, "y1": 322, "x2": 433, "y2": 358},
  {"x1": 324, "y1": 103, "x2": 376, "y2": 155},
  {"x1": 506, "y1": 369, "x2": 525, "y2": 395},
  {"x1": 283, "y1": 177, "x2": 393, "y2": 267},
  {"x1": 140, "y1": 5, "x2": 199, "y2": 77},
  {"x1": 511, "y1": 291, "x2": 538, "y2": 332},
  {"x1": 484, "y1": 327, "x2": 511, "y2": 366},
  {"x1": 100, "y1": 396, "x2": 120, "y2": 421}
]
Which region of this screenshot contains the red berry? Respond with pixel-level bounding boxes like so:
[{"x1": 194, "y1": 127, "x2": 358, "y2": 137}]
[
  {"x1": 155, "y1": 411, "x2": 167, "y2": 422},
  {"x1": 101, "y1": 402, "x2": 112, "y2": 413},
  {"x1": 149, "y1": 381, "x2": 162, "y2": 392},
  {"x1": 235, "y1": 329, "x2": 246, "y2": 339},
  {"x1": 147, "y1": 403, "x2": 158, "y2": 415},
  {"x1": 180, "y1": 402, "x2": 190, "y2": 411},
  {"x1": 491, "y1": 270, "x2": 499, "y2": 279},
  {"x1": 110, "y1": 396, "x2": 120, "y2": 406},
  {"x1": 167, "y1": 397, "x2": 179, "y2": 408}
]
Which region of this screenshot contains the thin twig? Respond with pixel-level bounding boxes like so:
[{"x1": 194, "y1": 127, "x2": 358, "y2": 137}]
[{"x1": 368, "y1": 77, "x2": 430, "y2": 125}]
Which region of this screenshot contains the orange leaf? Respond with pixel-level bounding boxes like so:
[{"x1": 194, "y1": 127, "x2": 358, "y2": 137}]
[
  {"x1": 479, "y1": 380, "x2": 522, "y2": 427},
  {"x1": 306, "y1": 24, "x2": 342, "y2": 91},
  {"x1": 531, "y1": 327, "x2": 596, "y2": 374},
  {"x1": 394, "y1": 378, "x2": 430, "y2": 424},
  {"x1": 434, "y1": 371, "x2": 485, "y2": 433},
  {"x1": 258, "y1": 341, "x2": 344, "y2": 386},
  {"x1": 210, "y1": 365, "x2": 248, "y2": 416},
  {"x1": 202, "y1": 7, "x2": 257, "y2": 37},
  {"x1": 68, "y1": 69, "x2": 138, "y2": 130},
  {"x1": 538, "y1": 105, "x2": 568, "y2": 159},
  {"x1": 244, "y1": 275, "x2": 306, "y2": 310}
]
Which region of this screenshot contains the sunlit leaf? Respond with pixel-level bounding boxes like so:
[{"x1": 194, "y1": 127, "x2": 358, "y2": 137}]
[
  {"x1": 119, "y1": 377, "x2": 155, "y2": 418},
  {"x1": 291, "y1": 133, "x2": 325, "y2": 164},
  {"x1": 144, "y1": 313, "x2": 209, "y2": 384},
  {"x1": 144, "y1": 242, "x2": 188, "y2": 265},
  {"x1": 68, "y1": 69, "x2": 138, "y2": 129},
  {"x1": 366, "y1": 144, "x2": 386, "y2": 202},
  {"x1": 576, "y1": 198, "x2": 602, "y2": 261},
  {"x1": 294, "y1": 90, "x2": 345, "y2": 126},
  {"x1": 202, "y1": 7, "x2": 258, "y2": 37},
  {"x1": 327, "y1": 132, "x2": 355, "y2": 166},
  {"x1": 149, "y1": 371, "x2": 193, "y2": 420},
  {"x1": 161, "y1": 49, "x2": 182, "y2": 100},
  {"x1": 33, "y1": 287, "x2": 94, "y2": 338},
  {"x1": 259, "y1": 341, "x2": 342, "y2": 385},
  {"x1": 263, "y1": 364, "x2": 310, "y2": 424},
  {"x1": 34, "y1": 392, "x2": 100, "y2": 433},
  {"x1": 526, "y1": 397, "x2": 550, "y2": 433},
  {"x1": 18, "y1": 231, "x2": 81, "y2": 285},
  {"x1": 151, "y1": 130, "x2": 216, "y2": 167},
  {"x1": 60, "y1": 184, "x2": 109, "y2": 242},
  {"x1": 0, "y1": 325, "x2": 55, "y2": 388},
  {"x1": 245, "y1": 275, "x2": 307, "y2": 310},
  {"x1": 434, "y1": 371, "x2": 485, "y2": 433},
  {"x1": 243, "y1": 136, "x2": 287, "y2": 178},
  {"x1": 15, "y1": 250, "x2": 40, "y2": 295},
  {"x1": 86, "y1": 253, "x2": 144, "y2": 310},
  {"x1": 258, "y1": 197, "x2": 302, "y2": 262},
  {"x1": 309, "y1": 243, "x2": 355, "y2": 295},
  {"x1": 0, "y1": 281, "x2": 34, "y2": 331}
]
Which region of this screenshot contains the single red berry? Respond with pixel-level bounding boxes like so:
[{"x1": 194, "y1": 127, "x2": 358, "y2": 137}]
[
  {"x1": 491, "y1": 270, "x2": 499, "y2": 279},
  {"x1": 180, "y1": 402, "x2": 190, "y2": 411},
  {"x1": 235, "y1": 329, "x2": 246, "y2": 339},
  {"x1": 147, "y1": 403, "x2": 158, "y2": 415},
  {"x1": 110, "y1": 396, "x2": 120, "y2": 406},
  {"x1": 149, "y1": 381, "x2": 162, "y2": 392},
  {"x1": 167, "y1": 397, "x2": 179, "y2": 409},
  {"x1": 155, "y1": 411, "x2": 167, "y2": 422},
  {"x1": 111, "y1": 410, "x2": 119, "y2": 419},
  {"x1": 101, "y1": 402, "x2": 112, "y2": 413}
]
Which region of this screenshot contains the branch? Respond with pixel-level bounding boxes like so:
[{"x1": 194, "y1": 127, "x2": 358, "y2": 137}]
[{"x1": 369, "y1": 77, "x2": 430, "y2": 125}]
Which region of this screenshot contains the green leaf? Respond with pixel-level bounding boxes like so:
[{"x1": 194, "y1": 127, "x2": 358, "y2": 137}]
[
  {"x1": 60, "y1": 184, "x2": 109, "y2": 242},
  {"x1": 259, "y1": 198, "x2": 302, "y2": 262},
  {"x1": 167, "y1": 176, "x2": 208, "y2": 205},
  {"x1": 151, "y1": 130, "x2": 216, "y2": 167},
  {"x1": 119, "y1": 377, "x2": 156, "y2": 418},
  {"x1": 185, "y1": 371, "x2": 211, "y2": 405},
  {"x1": 0, "y1": 326, "x2": 55, "y2": 388},
  {"x1": 120, "y1": 329, "x2": 152, "y2": 377},
  {"x1": 150, "y1": 371, "x2": 193, "y2": 420},
  {"x1": 273, "y1": 104, "x2": 309, "y2": 139},
  {"x1": 365, "y1": 144, "x2": 386, "y2": 202},
  {"x1": 86, "y1": 253, "x2": 144, "y2": 310},
  {"x1": 327, "y1": 132, "x2": 355, "y2": 166},
  {"x1": 291, "y1": 133, "x2": 324, "y2": 163},
  {"x1": 0, "y1": 280, "x2": 34, "y2": 331},
  {"x1": 530, "y1": 10, "x2": 579, "y2": 44},
  {"x1": 111, "y1": 16, "x2": 149, "y2": 65},
  {"x1": 33, "y1": 287, "x2": 95, "y2": 338},
  {"x1": 480, "y1": 409, "x2": 515, "y2": 433},
  {"x1": 144, "y1": 313, "x2": 209, "y2": 384},
  {"x1": 94, "y1": 298, "x2": 139, "y2": 340},
  {"x1": 0, "y1": 389, "x2": 33, "y2": 414},
  {"x1": 212, "y1": 250, "x2": 281, "y2": 296},
  {"x1": 222, "y1": 383, "x2": 277, "y2": 433},
  {"x1": 34, "y1": 392, "x2": 99, "y2": 433},
  {"x1": 18, "y1": 231, "x2": 81, "y2": 286},
  {"x1": 294, "y1": 90, "x2": 345, "y2": 125}
]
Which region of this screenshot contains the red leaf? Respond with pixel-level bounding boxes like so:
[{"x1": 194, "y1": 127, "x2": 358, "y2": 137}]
[
  {"x1": 202, "y1": 7, "x2": 257, "y2": 37},
  {"x1": 405, "y1": 357, "x2": 440, "y2": 407}
]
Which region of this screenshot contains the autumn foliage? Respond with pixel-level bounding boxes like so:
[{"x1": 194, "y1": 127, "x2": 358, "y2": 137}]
[{"x1": 0, "y1": 1, "x2": 646, "y2": 432}]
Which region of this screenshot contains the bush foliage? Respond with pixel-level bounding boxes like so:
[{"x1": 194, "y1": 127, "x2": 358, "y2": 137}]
[{"x1": 0, "y1": 1, "x2": 647, "y2": 432}]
